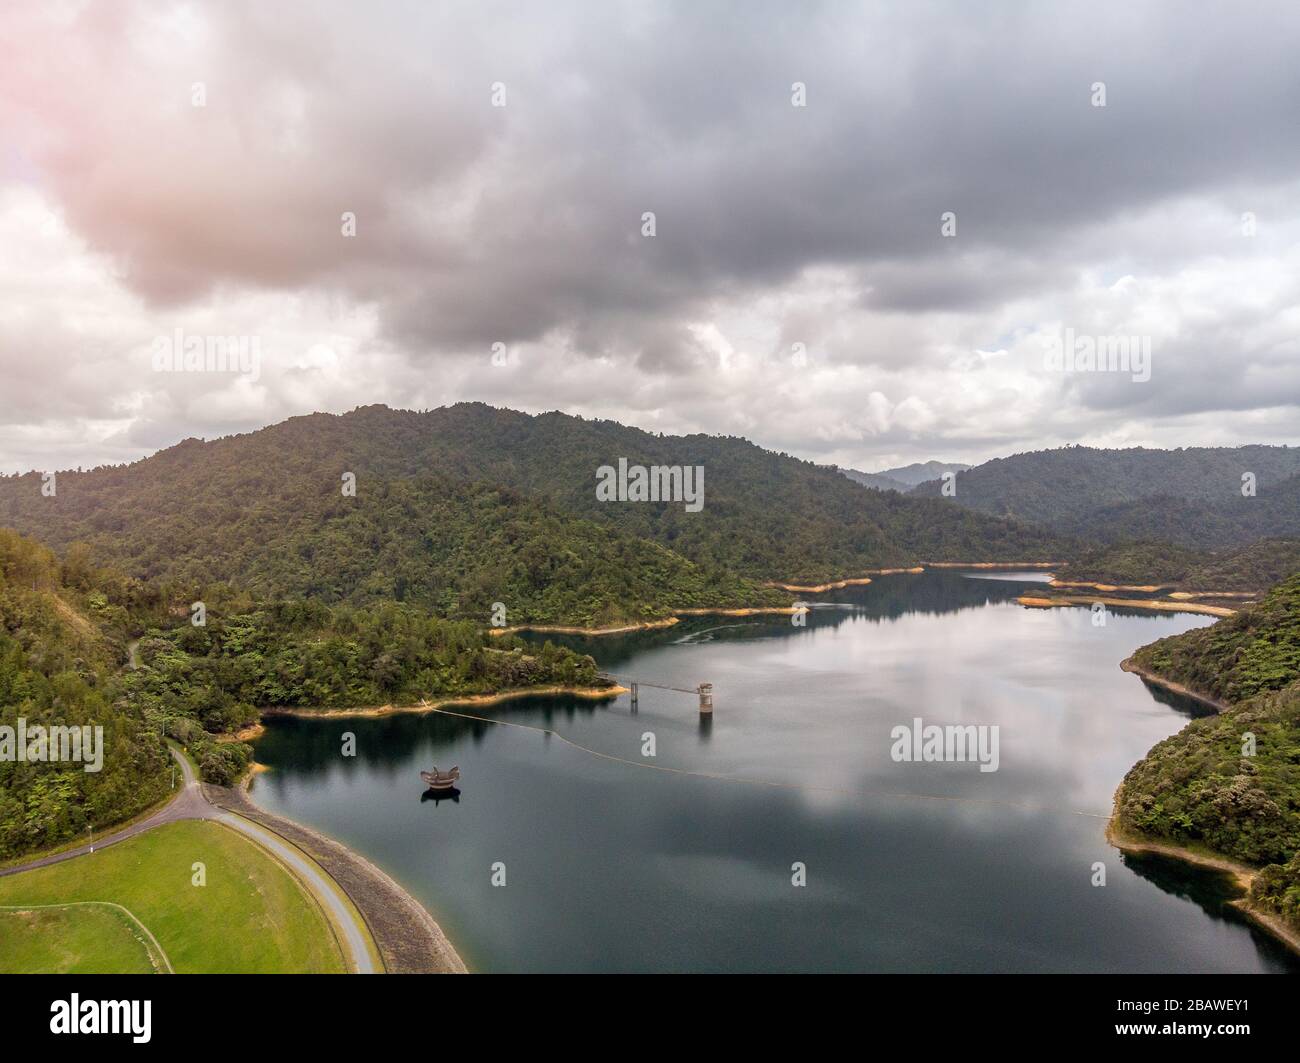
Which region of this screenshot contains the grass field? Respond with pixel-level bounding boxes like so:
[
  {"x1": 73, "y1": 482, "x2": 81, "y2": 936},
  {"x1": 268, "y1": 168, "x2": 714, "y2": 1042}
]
[
  {"x1": 0, "y1": 905, "x2": 161, "y2": 973},
  {"x1": 0, "y1": 820, "x2": 346, "y2": 973}
]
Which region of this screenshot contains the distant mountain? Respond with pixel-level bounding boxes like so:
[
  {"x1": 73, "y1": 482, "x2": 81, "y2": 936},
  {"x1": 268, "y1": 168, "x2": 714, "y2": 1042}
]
[
  {"x1": 909, "y1": 445, "x2": 1300, "y2": 545},
  {"x1": 878, "y1": 460, "x2": 971, "y2": 487},
  {"x1": 840, "y1": 468, "x2": 907, "y2": 491},
  {"x1": 0, "y1": 405, "x2": 1062, "y2": 620}
]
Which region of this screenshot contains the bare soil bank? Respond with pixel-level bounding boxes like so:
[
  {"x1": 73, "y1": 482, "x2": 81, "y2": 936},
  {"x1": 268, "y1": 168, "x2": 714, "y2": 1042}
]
[
  {"x1": 1018, "y1": 594, "x2": 1236, "y2": 618},
  {"x1": 1117, "y1": 657, "x2": 1233, "y2": 714},
  {"x1": 261, "y1": 684, "x2": 627, "y2": 721},
  {"x1": 1106, "y1": 816, "x2": 1300, "y2": 958}
]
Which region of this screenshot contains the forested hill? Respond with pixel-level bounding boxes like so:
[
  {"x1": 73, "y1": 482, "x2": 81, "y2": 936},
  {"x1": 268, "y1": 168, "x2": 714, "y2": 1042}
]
[
  {"x1": 1054, "y1": 538, "x2": 1300, "y2": 592},
  {"x1": 0, "y1": 525, "x2": 613, "y2": 859},
  {"x1": 0, "y1": 530, "x2": 170, "y2": 860},
  {"x1": 908, "y1": 444, "x2": 1300, "y2": 545},
  {"x1": 1116, "y1": 573, "x2": 1300, "y2": 932},
  {"x1": 1083, "y1": 474, "x2": 1300, "y2": 549},
  {"x1": 1128, "y1": 572, "x2": 1300, "y2": 706},
  {"x1": 0, "y1": 404, "x2": 1062, "y2": 598}
]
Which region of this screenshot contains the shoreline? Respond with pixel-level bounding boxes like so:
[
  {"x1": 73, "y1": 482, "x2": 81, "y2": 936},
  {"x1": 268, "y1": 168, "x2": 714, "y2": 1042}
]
[
  {"x1": 1049, "y1": 578, "x2": 1167, "y2": 593},
  {"x1": 1048, "y1": 578, "x2": 1259, "y2": 599},
  {"x1": 261, "y1": 683, "x2": 628, "y2": 721},
  {"x1": 490, "y1": 617, "x2": 680, "y2": 637},
  {"x1": 920, "y1": 560, "x2": 1063, "y2": 569},
  {"x1": 206, "y1": 776, "x2": 467, "y2": 973},
  {"x1": 1106, "y1": 815, "x2": 1300, "y2": 958},
  {"x1": 218, "y1": 722, "x2": 266, "y2": 743},
  {"x1": 1117, "y1": 657, "x2": 1233, "y2": 713},
  {"x1": 1168, "y1": 590, "x2": 1257, "y2": 600},
  {"x1": 489, "y1": 565, "x2": 1069, "y2": 635},
  {"x1": 490, "y1": 605, "x2": 803, "y2": 638},
  {"x1": 1017, "y1": 593, "x2": 1236, "y2": 618}
]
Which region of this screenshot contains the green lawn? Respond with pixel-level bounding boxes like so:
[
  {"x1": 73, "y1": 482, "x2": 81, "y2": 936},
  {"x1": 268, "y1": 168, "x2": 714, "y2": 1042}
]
[
  {"x1": 0, "y1": 905, "x2": 160, "y2": 974},
  {"x1": 0, "y1": 820, "x2": 346, "y2": 973}
]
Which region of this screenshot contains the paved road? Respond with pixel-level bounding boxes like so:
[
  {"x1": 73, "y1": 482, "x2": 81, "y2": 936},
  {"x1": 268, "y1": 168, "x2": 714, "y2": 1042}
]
[
  {"x1": 0, "y1": 748, "x2": 374, "y2": 973},
  {"x1": 215, "y1": 813, "x2": 374, "y2": 973},
  {"x1": 0, "y1": 749, "x2": 209, "y2": 879}
]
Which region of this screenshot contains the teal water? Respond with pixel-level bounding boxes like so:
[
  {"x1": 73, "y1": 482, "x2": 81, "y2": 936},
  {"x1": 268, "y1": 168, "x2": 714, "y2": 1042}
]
[{"x1": 248, "y1": 571, "x2": 1298, "y2": 972}]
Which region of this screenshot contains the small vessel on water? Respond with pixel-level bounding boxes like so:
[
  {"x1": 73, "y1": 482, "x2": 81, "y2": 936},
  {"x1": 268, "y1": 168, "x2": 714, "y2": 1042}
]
[{"x1": 421, "y1": 766, "x2": 461, "y2": 791}]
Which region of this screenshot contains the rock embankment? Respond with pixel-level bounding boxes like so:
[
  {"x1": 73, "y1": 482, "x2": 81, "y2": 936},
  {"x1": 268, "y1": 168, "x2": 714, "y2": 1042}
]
[{"x1": 203, "y1": 780, "x2": 467, "y2": 974}]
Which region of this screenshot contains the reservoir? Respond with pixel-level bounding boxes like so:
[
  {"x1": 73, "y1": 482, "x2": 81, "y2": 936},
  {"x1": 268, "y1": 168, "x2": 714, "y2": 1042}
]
[{"x1": 248, "y1": 570, "x2": 1299, "y2": 972}]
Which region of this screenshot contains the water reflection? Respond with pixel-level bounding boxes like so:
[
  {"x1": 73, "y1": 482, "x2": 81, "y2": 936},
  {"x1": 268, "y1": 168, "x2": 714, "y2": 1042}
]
[
  {"x1": 420, "y1": 786, "x2": 462, "y2": 806},
  {"x1": 249, "y1": 570, "x2": 1297, "y2": 973}
]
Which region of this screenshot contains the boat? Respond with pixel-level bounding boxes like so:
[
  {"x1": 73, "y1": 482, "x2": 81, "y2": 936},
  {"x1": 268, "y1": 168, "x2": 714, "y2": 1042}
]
[{"x1": 420, "y1": 766, "x2": 461, "y2": 791}]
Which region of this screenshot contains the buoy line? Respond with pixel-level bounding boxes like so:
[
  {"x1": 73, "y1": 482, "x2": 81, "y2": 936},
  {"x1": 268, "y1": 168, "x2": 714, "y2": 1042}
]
[{"x1": 423, "y1": 704, "x2": 1111, "y2": 820}]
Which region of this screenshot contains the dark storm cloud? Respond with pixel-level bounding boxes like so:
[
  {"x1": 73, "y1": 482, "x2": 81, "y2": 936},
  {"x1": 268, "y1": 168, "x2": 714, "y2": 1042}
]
[{"x1": 2, "y1": 0, "x2": 1300, "y2": 471}]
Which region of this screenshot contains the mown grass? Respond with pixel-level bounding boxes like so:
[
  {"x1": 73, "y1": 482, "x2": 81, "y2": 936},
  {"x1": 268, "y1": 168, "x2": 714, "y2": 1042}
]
[
  {"x1": 0, "y1": 905, "x2": 158, "y2": 974},
  {"x1": 0, "y1": 819, "x2": 345, "y2": 973}
]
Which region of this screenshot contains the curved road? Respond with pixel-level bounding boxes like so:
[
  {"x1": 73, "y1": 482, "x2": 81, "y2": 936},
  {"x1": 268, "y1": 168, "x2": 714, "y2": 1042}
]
[{"x1": 0, "y1": 748, "x2": 375, "y2": 974}]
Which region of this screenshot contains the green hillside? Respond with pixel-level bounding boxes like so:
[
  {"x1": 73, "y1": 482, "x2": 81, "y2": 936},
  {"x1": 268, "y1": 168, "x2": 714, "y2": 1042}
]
[
  {"x1": 1128, "y1": 573, "x2": 1300, "y2": 704},
  {"x1": 1053, "y1": 541, "x2": 1209, "y2": 586},
  {"x1": 1117, "y1": 572, "x2": 1300, "y2": 934},
  {"x1": 0, "y1": 404, "x2": 1062, "y2": 597},
  {"x1": 1053, "y1": 537, "x2": 1300, "y2": 592},
  {"x1": 909, "y1": 444, "x2": 1300, "y2": 546},
  {"x1": 0, "y1": 530, "x2": 170, "y2": 862}
]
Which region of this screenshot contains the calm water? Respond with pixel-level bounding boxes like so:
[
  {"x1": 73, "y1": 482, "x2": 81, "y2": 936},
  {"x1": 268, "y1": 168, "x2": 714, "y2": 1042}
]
[{"x1": 249, "y1": 571, "x2": 1298, "y2": 972}]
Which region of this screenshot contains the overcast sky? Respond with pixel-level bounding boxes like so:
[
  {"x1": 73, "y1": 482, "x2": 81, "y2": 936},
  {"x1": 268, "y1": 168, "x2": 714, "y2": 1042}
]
[{"x1": 3, "y1": 0, "x2": 1300, "y2": 475}]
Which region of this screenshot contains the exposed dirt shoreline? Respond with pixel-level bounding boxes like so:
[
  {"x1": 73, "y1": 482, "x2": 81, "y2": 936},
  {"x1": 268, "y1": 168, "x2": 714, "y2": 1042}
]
[
  {"x1": 1107, "y1": 648, "x2": 1300, "y2": 960},
  {"x1": 1050, "y1": 578, "x2": 1167, "y2": 593},
  {"x1": 1049, "y1": 578, "x2": 1259, "y2": 599},
  {"x1": 1106, "y1": 815, "x2": 1300, "y2": 958},
  {"x1": 489, "y1": 605, "x2": 803, "y2": 638},
  {"x1": 920, "y1": 560, "x2": 1063, "y2": 569},
  {"x1": 261, "y1": 683, "x2": 628, "y2": 721},
  {"x1": 765, "y1": 567, "x2": 926, "y2": 593},
  {"x1": 1017, "y1": 594, "x2": 1236, "y2": 618},
  {"x1": 493, "y1": 562, "x2": 1068, "y2": 635},
  {"x1": 217, "y1": 722, "x2": 266, "y2": 743},
  {"x1": 1117, "y1": 657, "x2": 1233, "y2": 713}
]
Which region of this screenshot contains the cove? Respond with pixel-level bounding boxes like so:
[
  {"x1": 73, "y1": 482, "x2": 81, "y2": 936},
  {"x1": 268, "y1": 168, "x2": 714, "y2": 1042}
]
[{"x1": 247, "y1": 570, "x2": 1300, "y2": 973}]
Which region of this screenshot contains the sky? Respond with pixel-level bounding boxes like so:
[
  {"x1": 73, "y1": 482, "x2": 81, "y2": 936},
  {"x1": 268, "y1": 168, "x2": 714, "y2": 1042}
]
[{"x1": 2, "y1": 0, "x2": 1299, "y2": 476}]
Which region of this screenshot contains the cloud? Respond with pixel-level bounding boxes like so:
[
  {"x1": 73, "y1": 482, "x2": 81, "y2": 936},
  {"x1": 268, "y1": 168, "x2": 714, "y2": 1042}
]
[{"x1": 1, "y1": 0, "x2": 1299, "y2": 473}]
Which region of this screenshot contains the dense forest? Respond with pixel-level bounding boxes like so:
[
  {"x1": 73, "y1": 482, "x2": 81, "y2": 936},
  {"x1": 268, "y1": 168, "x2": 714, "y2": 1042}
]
[
  {"x1": 1117, "y1": 572, "x2": 1300, "y2": 933},
  {"x1": 1053, "y1": 540, "x2": 1211, "y2": 586},
  {"x1": 909, "y1": 444, "x2": 1300, "y2": 547},
  {"x1": 1129, "y1": 573, "x2": 1300, "y2": 704},
  {"x1": 0, "y1": 530, "x2": 169, "y2": 861},
  {"x1": 122, "y1": 599, "x2": 600, "y2": 733},
  {"x1": 1085, "y1": 476, "x2": 1300, "y2": 549},
  {"x1": 8, "y1": 472, "x2": 786, "y2": 626},
  {"x1": 0, "y1": 404, "x2": 1063, "y2": 598},
  {"x1": 0, "y1": 525, "x2": 606, "y2": 856},
  {"x1": 1182, "y1": 539, "x2": 1300, "y2": 591},
  {"x1": 1054, "y1": 538, "x2": 1300, "y2": 592}
]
